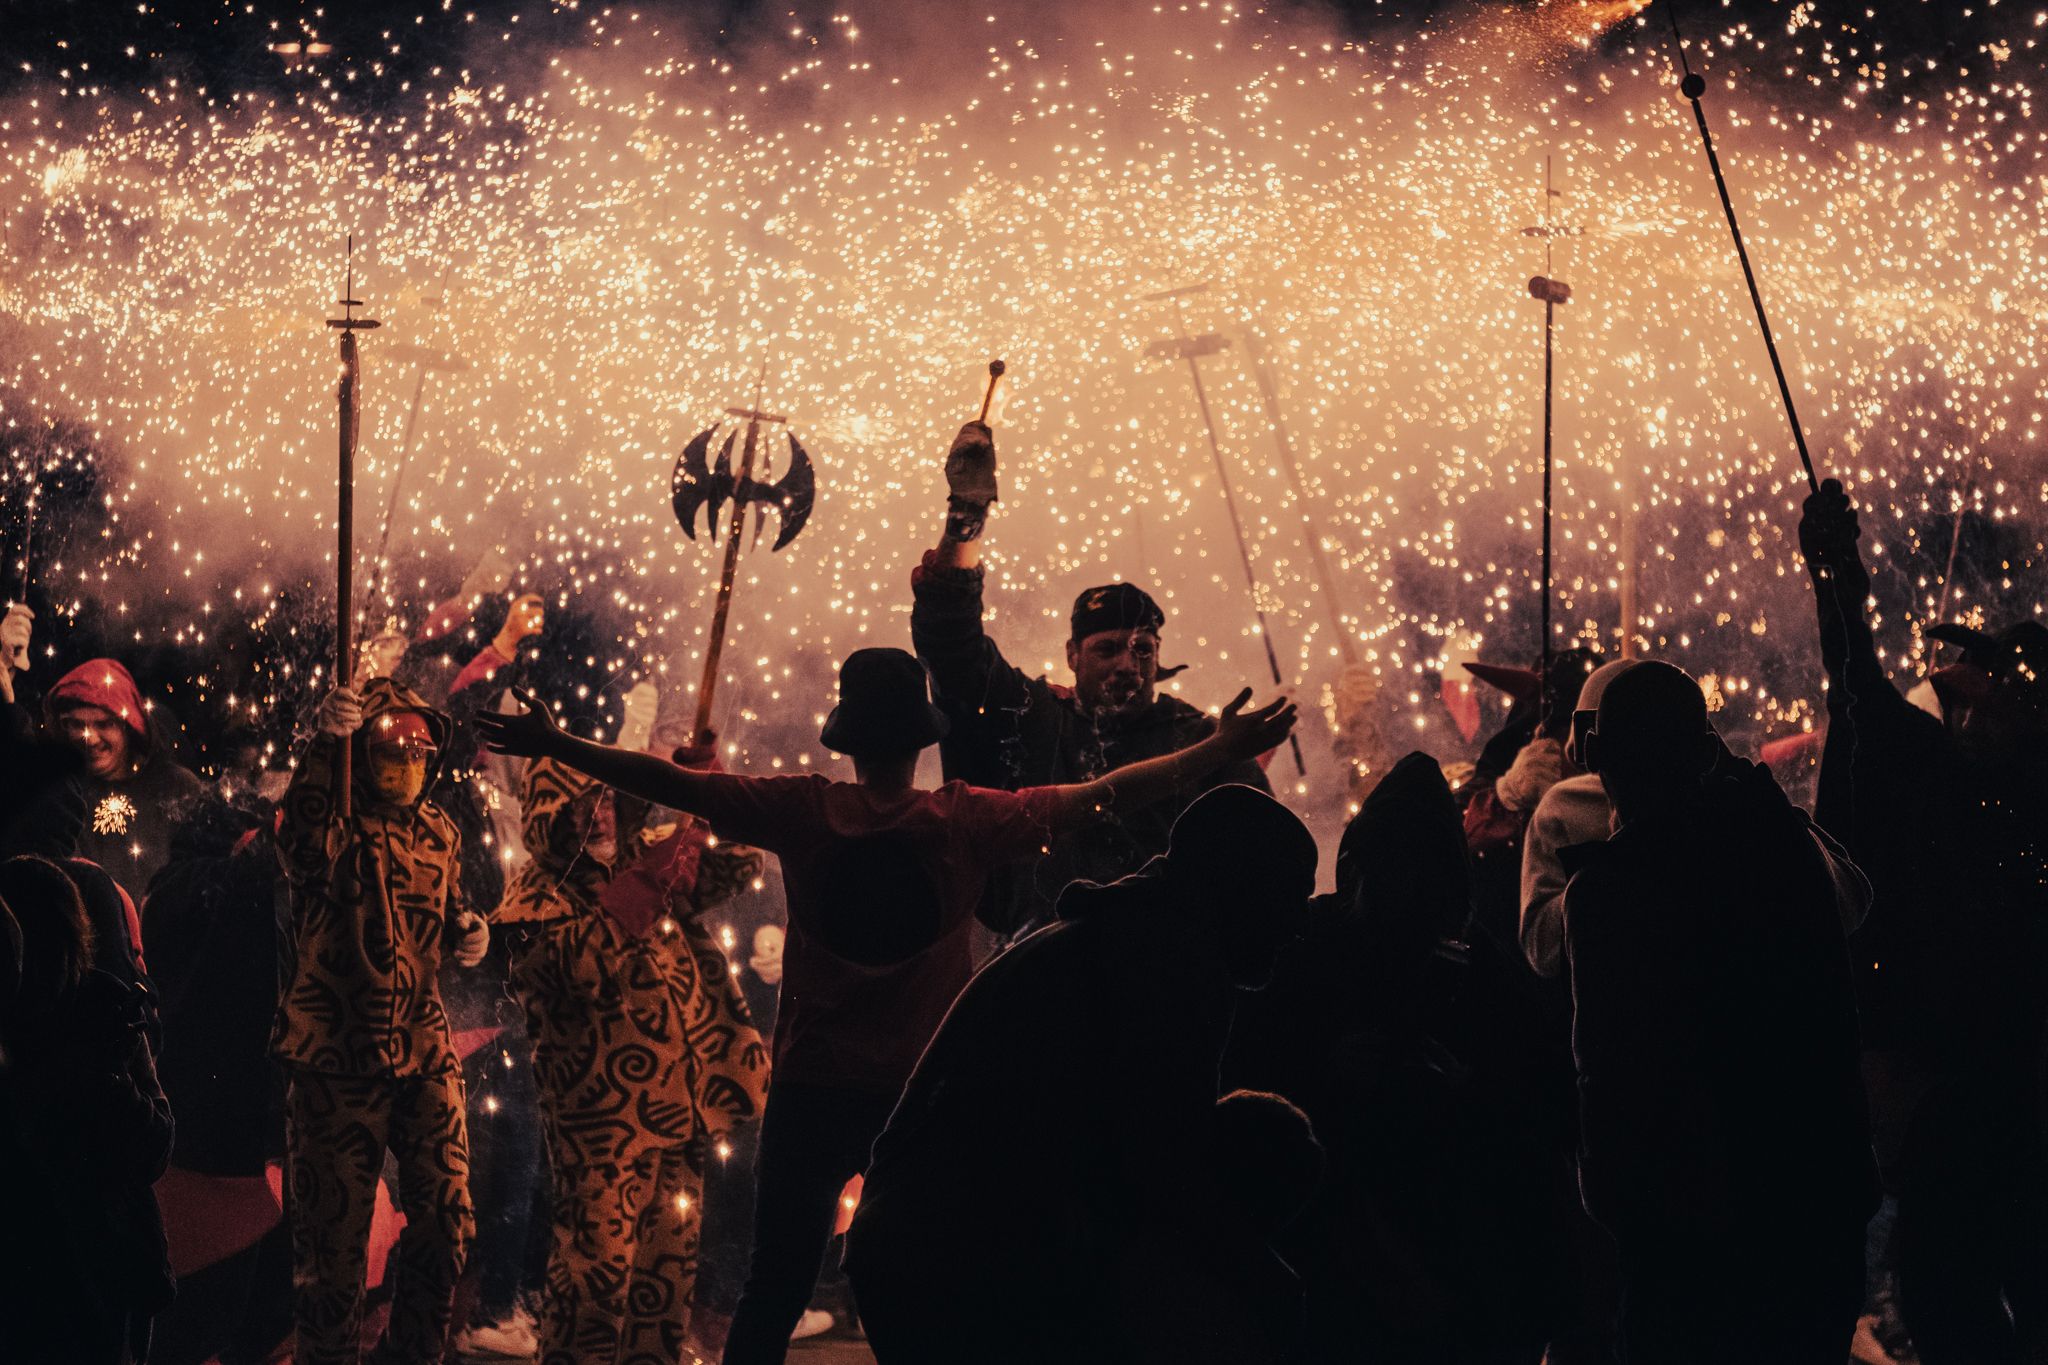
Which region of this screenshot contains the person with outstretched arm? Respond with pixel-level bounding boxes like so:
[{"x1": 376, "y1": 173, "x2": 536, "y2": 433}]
[{"x1": 476, "y1": 645, "x2": 1296, "y2": 1365}]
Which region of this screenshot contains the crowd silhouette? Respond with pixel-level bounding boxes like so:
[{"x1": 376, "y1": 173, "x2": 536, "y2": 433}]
[{"x1": 1, "y1": 414, "x2": 2044, "y2": 1365}]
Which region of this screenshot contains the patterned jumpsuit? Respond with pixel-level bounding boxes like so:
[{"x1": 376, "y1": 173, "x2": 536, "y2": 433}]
[
  {"x1": 271, "y1": 676, "x2": 477, "y2": 1365},
  {"x1": 494, "y1": 756, "x2": 770, "y2": 1365}
]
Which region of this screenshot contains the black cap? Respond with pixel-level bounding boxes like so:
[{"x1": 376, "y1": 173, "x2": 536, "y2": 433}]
[
  {"x1": 1070, "y1": 582, "x2": 1165, "y2": 642},
  {"x1": 819, "y1": 648, "x2": 951, "y2": 757}
]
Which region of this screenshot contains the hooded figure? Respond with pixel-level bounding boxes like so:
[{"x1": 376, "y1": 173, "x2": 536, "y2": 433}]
[
  {"x1": 848, "y1": 786, "x2": 1319, "y2": 1365},
  {"x1": 43, "y1": 658, "x2": 205, "y2": 901},
  {"x1": 272, "y1": 676, "x2": 485, "y2": 1365},
  {"x1": 493, "y1": 755, "x2": 769, "y2": 1364},
  {"x1": 1225, "y1": 753, "x2": 1568, "y2": 1364}
]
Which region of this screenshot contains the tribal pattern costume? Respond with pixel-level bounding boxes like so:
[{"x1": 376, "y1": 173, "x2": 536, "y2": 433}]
[
  {"x1": 495, "y1": 756, "x2": 769, "y2": 1365},
  {"x1": 271, "y1": 675, "x2": 475, "y2": 1365}
]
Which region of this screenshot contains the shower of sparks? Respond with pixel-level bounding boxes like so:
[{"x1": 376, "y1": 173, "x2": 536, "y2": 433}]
[{"x1": 0, "y1": 1, "x2": 2042, "y2": 798}]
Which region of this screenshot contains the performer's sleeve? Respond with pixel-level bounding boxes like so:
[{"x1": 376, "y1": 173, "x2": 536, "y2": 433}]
[
  {"x1": 959, "y1": 786, "x2": 1064, "y2": 864},
  {"x1": 1518, "y1": 783, "x2": 1597, "y2": 979},
  {"x1": 671, "y1": 772, "x2": 830, "y2": 856},
  {"x1": 909, "y1": 551, "x2": 1035, "y2": 717},
  {"x1": 276, "y1": 733, "x2": 347, "y2": 884},
  {"x1": 694, "y1": 837, "x2": 766, "y2": 908},
  {"x1": 447, "y1": 644, "x2": 513, "y2": 701},
  {"x1": 415, "y1": 591, "x2": 478, "y2": 646}
]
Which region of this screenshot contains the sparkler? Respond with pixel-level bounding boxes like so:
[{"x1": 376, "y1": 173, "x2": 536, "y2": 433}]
[
  {"x1": 326, "y1": 234, "x2": 379, "y2": 821},
  {"x1": 1142, "y1": 283, "x2": 1306, "y2": 777},
  {"x1": 0, "y1": 0, "x2": 2038, "y2": 776}
]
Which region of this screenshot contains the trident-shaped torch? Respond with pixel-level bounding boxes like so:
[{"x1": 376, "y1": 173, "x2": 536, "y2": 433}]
[
  {"x1": 327, "y1": 235, "x2": 379, "y2": 823},
  {"x1": 671, "y1": 362, "x2": 820, "y2": 746}
]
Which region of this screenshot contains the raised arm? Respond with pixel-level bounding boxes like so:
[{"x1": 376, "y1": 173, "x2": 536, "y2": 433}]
[
  {"x1": 1797, "y1": 478, "x2": 1894, "y2": 711},
  {"x1": 1035, "y1": 689, "x2": 1298, "y2": 830}
]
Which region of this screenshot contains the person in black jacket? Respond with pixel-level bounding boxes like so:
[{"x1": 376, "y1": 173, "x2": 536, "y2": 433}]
[
  {"x1": 142, "y1": 796, "x2": 293, "y2": 1365},
  {"x1": 909, "y1": 420, "x2": 1270, "y2": 937},
  {"x1": 1565, "y1": 662, "x2": 1877, "y2": 1365},
  {"x1": 0, "y1": 853, "x2": 176, "y2": 1365},
  {"x1": 846, "y1": 785, "x2": 1318, "y2": 1365},
  {"x1": 1801, "y1": 479, "x2": 2048, "y2": 1364},
  {"x1": 1226, "y1": 751, "x2": 1568, "y2": 1365}
]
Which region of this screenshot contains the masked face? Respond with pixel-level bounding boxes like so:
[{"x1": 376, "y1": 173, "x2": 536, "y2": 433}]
[
  {"x1": 59, "y1": 704, "x2": 135, "y2": 781},
  {"x1": 363, "y1": 712, "x2": 437, "y2": 807},
  {"x1": 1066, "y1": 628, "x2": 1161, "y2": 715}
]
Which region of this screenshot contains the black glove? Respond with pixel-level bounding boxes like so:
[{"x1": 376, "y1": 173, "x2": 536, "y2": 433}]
[{"x1": 1797, "y1": 478, "x2": 1867, "y2": 590}]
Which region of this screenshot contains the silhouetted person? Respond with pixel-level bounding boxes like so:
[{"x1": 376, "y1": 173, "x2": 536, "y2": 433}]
[
  {"x1": 1227, "y1": 751, "x2": 1564, "y2": 1365},
  {"x1": 845, "y1": 784, "x2": 1319, "y2": 1365},
  {"x1": 1567, "y1": 661, "x2": 1877, "y2": 1364},
  {"x1": 0, "y1": 854, "x2": 175, "y2": 1365},
  {"x1": 1801, "y1": 478, "x2": 2048, "y2": 1364}
]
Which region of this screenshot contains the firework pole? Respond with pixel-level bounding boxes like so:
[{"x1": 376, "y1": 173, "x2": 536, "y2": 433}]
[
  {"x1": 1663, "y1": 2, "x2": 1820, "y2": 494},
  {"x1": 1240, "y1": 325, "x2": 1358, "y2": 667},
  {"x1": 1142, "y1": 283, "x2": 1306, "y2": 777},
  {"x1": 362, "y1": 335, "x2": 469, "y2": 624},
  {"x1": 326, "y1": 235, "x2": 380, "y2": 820},
  {"x1": 1525, "y1": 157, "x2": 1573, "y2": 711}
]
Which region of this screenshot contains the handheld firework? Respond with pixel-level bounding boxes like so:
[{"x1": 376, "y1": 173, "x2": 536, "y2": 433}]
[{"x1": 326, "y1": 234, "x2": 380, "y2": 824}]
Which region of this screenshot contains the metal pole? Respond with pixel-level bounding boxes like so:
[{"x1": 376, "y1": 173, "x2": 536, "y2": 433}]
[
  {"x1": 1665, "y1": 4, "x2": 1819, "y2": 494},
  {"x1": 1242, "y1": 329, "x2": 1358, "y2": 667},
  {"x1": 692, "y1": 362, "x2": 778, "y2": 745},
  {"x1": 326, "y1": 235, "x2": 380, "y2": 821},
  {"x1": 1178, "y1": 339, "x2": 1307, "y2": 777}
]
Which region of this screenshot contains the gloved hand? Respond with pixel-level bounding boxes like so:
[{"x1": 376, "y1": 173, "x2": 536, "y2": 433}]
[
  {"x1": 451, "y1": 913, "x2": 490, "y2": 968},
  {"x1": 318, "y1": 686, "x2": 364, "y2": 738},
  {"x1": 1797, "y1": 478, "x2": 1867, "y2": 592},
  {"x1": 944, "y1": 422, "x2": 999, "y2": 505},
  {"x1": 943, "y1": 422, "x2": 998, "y2": 542}
]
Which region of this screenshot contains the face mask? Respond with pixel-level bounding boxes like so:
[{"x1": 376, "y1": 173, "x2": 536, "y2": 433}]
[{"x1": 366, "y1": 746, "x2": 428, "y2": 805}]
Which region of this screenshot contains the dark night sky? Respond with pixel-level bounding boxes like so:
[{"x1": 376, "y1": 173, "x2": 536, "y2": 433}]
[{"x1": 0, "y1": 1, "x2": 1997, "y2": 105}]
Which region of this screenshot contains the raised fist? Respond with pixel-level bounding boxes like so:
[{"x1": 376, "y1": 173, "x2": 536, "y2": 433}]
[
  {"x1": 944, "y1": 422, "x2": 999, "y2": 507},
  {"x1": 1798, "y1": 477, "x2": 1867, "y2": 589},
  {"x1": 318, "y1": 686, "x2": 364, "y2": 738}
]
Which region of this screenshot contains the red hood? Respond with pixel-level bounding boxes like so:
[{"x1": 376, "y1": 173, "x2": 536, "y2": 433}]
[{"x1": 45, "y1": 658, "x2": 150, "y2": 742}]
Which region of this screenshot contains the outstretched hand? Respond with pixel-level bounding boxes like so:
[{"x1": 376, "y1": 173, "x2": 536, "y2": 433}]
[
  {"x1": 1211, "y1": 688, "x2": 1299, "y2": 762},
  {"x1": 474, "y1": 686, "x2": 565, "y2": 759}
]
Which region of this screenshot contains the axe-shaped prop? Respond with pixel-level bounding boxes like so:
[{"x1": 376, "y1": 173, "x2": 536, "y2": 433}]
[{"x1": 671, "y1": 363, "x2": 820, "y2": 745}]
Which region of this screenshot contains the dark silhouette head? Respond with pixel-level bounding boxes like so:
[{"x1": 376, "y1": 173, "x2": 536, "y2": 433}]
[
  {"x1": 819, "y1": 647, "x2": 950, "y2": 762},
  {"x1": 1163, "y1": 785, "x2": 1318, "y2": 988},
  {"x1": 0, "y1": 855, "x2": 95, "y2": 1026},
  {"x1": 1213, "y1": 1089, "x2": 1324, "y2": 1236},
  {"x1": 1582, "y1": 661, "x2": 1717, "y2": 824}
]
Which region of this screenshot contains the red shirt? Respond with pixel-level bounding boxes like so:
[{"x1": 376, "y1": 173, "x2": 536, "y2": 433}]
[{"x1": 682, "y1": 774, "x2": 1063, "y2": 1093}]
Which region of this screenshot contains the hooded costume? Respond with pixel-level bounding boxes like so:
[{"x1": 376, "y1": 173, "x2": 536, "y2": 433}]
[
  {"x1": 494, "y1": 756, "x2": 768, "y2": 1364},
  {"x1": 270, "y1": 675, "x2": 476, "y2": 1365},
  {"x1": 43, "y1": 658, "x2": 205, "y2": 901}
]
